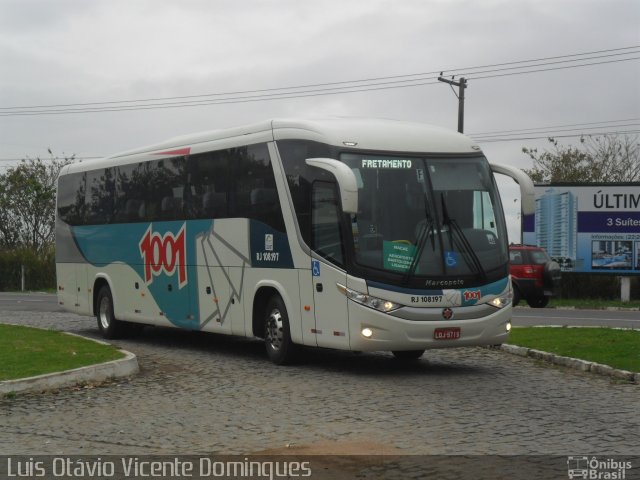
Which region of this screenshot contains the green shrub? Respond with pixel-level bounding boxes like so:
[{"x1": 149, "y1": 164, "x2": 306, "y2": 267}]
[
  {"x1": 0, "y1": 246, "x2": 56, "y2": 291},
  {"x1": 559, "y1": 273, "x2": 639, "y2": 301}
]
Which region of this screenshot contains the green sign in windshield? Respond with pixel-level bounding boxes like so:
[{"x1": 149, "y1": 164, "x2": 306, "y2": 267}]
[{"x1": 383, "y1": 241, "x2": 416, "y2": 273}]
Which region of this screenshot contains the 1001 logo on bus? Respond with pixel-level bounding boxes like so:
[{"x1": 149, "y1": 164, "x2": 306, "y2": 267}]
[{"x1": 139, "y1": 224, "x2": 187, "y2": 289}]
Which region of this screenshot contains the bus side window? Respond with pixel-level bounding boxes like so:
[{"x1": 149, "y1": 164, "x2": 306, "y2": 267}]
[
  {"x1": 57, "y1": 172, "x2": 86, "y2": 225},
  {"x1": 114, "y1": 163, "x2": 139, "y2": 223},
  {"x1": 85, "y1": 168, "x2": 115, "y2": 225},
  {"x1": 202, "y1": 191, "x2": 227, "y2": 218},
  {"x1": 232, "y1": 144, "x2": 285, "y2": 232},
  {"x1": 311, "y1": 181, "x2": 344, "y2": 266},
  {"x1": 187, "y1": 151, "x2": 229, "y2": 220},
  {"x1": 160, "y1": 196, "x2": 183, "y2": 220}
]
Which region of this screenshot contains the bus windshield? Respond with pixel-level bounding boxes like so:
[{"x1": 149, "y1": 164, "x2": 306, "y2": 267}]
[{"x1": 341, "y1": 153, "x2": 508, "y2": 282}]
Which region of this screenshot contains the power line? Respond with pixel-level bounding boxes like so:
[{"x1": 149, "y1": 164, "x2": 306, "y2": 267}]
[
  {"x1": 470, "y1": 117, "x2": 640, "y2": 136},
  {"x1": 0, "y1": 46, "x2": 638, "y2": 116},
  {"x1": 470, "y1": 56, "x2": 640, "y2": 81},
  {"x1": 458, "y1": 50, "x2": 638, "y2": 78},
  {"x1": 471, "y1": 123, "x2": 640, "y2": 139},
  {"x1": 2, "y1": 54, "x2": 637, "y2": 117},
  {"x1": 2, "y1": 45, "x2": 637, "y2": 111},
  {"x1": 473, "y1": 129, "x2": 640, "y2": 143},
  {"x1": 0, "y1": 79, "x2": 442, "y2": 116}
]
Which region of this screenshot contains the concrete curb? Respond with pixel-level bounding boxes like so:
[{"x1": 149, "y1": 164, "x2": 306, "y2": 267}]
[
  {"x1": 499, "y1": 344, "x2": 639, "y2": 384},
  {"x1": 0, "y1": 331, "x2": 139, "y2": 395}
]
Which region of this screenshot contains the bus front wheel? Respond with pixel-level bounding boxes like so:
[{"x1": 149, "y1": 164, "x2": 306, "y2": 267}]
[
  {"x1": 96, "y1": 286, "x2": 126, "y2": 339},
  {"x1": 264, "y1": 295, "x2": 297, "y2": 365}
]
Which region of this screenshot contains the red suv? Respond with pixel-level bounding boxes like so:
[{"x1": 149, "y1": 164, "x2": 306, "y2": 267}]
[{"x1": 509, "y1": 245, "x2": 561, "y2": 308}]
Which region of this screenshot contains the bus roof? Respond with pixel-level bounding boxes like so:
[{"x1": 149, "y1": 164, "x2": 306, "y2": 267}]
[
  {"x1": 271, "y1": 118, "x2": 478, "y2": 153},
  {"x1": 62, "y1": 118, "x2": 481, "y2": 174}
]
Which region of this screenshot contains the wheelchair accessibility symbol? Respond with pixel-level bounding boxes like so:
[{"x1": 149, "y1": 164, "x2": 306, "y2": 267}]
[
  {"x1": 445, "y1": 251, "x2": 458, "y2": 268},
  {"x1": 312, "y1": 260, "x2": 321, "y2": 277}
]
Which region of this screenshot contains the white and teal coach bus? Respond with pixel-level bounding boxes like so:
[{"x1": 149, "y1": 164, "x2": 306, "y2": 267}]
[{"x1": 56, "y1": 118, "x2": 535, "y2": 364}]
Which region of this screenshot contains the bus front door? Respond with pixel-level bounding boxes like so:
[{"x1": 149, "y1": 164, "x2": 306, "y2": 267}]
[
  {"x1": 311, "y1": 259, "x2": 349, "y2": 348},
  {"x1": 310, "y1": 182, "x2": 350, "y2": 349}
]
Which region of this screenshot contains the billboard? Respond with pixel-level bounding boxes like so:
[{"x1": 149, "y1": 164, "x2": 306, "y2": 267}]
[{"x1": 522, "y1": 183, "x2": 640, "y2": 274}]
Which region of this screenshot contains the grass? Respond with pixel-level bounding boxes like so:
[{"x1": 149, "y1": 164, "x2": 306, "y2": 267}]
[
  {"x1": 0, "y1": 324, "x2": 124, "y2": 381},
  {"x1": 508, "y1": 327, "x2": 640, "y2": 373},
  {"x1": 548, "y1": 298, "x2": 640, "y2": 310}
]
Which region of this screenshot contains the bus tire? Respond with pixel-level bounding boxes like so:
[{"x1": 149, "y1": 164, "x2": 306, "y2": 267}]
[
  {"x1": 96, "y1": 286, "x2": 125, "y2": 339},
  {"x1": 392, "y1": 350, "x2": 425, "y2": 361},
  {"x1": 264, "y1": 295, "x2": 297, "y2": 365}
]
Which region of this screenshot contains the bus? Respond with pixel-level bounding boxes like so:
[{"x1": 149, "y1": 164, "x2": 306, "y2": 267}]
[{"x1": 56, "y1": 118, "x2": 535, "y2": 364}]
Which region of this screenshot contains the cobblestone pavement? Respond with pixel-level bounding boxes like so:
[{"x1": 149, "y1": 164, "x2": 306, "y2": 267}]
[{"x1": 1, "y1": 310, "x2": 638, "y2": 456}]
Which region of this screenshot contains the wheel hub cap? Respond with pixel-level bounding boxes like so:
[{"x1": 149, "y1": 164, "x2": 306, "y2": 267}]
[
  {"x1": 99, "y1": 297, "x2": 111, "y2": 330},
  {"x1": 266, "y1": 309, "x2": 283, "y2": 351}
]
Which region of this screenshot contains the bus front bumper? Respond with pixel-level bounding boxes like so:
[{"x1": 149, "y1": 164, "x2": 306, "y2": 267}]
[{"x1": 348, "y1": 301, "x2": 512, "y2": 352}]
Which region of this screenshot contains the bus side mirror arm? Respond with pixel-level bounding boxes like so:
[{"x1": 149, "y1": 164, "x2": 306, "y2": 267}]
[
  {"x1": 490, "y1": 163, "x2": 536, "y2": 215},
  {"x1": 305, "y1": 158, "x2": 359, "y2": 214}
]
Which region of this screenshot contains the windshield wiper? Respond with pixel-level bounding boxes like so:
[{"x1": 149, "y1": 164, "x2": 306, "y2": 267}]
[
  {"x1": 440, "y1": 193, "x2": 487, "y2": 281},
  {"x1": 403, "y1": 218, "x2": 434, "y2": 284},
  {"x1": 403, "y1": 192, "x2": 436, "y2": 284}
]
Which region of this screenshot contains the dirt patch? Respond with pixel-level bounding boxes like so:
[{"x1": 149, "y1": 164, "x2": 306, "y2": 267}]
[
  {"x1": 252, "y1": 440, "x2": 404, "y2": 479},
  {"x1": 255, "y1": 439, "x2": 402, "y2": 456}
]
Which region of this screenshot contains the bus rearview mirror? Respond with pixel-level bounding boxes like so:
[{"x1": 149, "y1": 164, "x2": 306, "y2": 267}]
[
  {"x1": 489, "y1": 163, "x2": 536, "y2": 215},
  {"x1": 305, "y1": 158, "x2": 359, "y2": 214}
]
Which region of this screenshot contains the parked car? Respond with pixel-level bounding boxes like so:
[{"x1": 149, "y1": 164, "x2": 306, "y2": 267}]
[{"x1": 509, "y1": 245, "x2": 561, "y2": 308}]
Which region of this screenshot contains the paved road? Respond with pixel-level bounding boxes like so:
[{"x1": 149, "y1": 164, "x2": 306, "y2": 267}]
[
  {"x1": 1, "y1": 305, "x2": 638, "y2": 457},
  {"x1": 0, "y1": 292, "x2": 63, "y2": 312}
]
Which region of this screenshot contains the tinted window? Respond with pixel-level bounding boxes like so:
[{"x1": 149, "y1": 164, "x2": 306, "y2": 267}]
[
  {"x1": 150, "y1": 158, "x2": 187, "y2": 222},
  {"x1": 312, "y1": 182, "x2": 344, "y2": 266},
  {"x1": 277, "y1": 140, "x2": 338, "y2": 245},
  {"x1": 57, "y1": 172, "x2": 85, "y2": 225},
  {"x1": 231, "y1": 144, "x2": 285, "y2": 232},
  {"x1": 85, "y1": 168, "x2": 115, "y2": 224},
  {"x1": 112, "y1": 157, "x2": 190, "y2": 223},
  {"x1": 114, "y1": 163, "x2": 146, "y2": 223},
  {"x1": 187, "y1": 144, "x2": 285, "y2": 232},
  {"x1": 57, "y1": 143, "x2": 285, "y2": 232},
  {"x1": 188, "y1": 150, "x2": 229, "y2": 219}
]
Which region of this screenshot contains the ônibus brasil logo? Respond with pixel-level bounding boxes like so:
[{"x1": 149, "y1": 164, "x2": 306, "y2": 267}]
[{"x1": 139, "y1": 223, "x2": 187, "y2": 289}]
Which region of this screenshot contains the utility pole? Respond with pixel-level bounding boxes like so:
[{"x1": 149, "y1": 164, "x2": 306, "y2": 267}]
[{"x1": 437, "y1": 74, "x2": 467, "y2": 133}]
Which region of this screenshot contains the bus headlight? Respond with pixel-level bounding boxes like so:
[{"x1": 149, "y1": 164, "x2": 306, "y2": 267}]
[
  {"x1": 488, "y1": 293, "x2": 512, "y2": 309},
  {"x1": 336, "y1": 284, "x2": 401, "y2": 313}
]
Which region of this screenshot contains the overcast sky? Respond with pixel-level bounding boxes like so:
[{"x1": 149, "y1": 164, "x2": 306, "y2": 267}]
[{"x1": 1, "y1": 0, "x2": 639, "y2": 240}]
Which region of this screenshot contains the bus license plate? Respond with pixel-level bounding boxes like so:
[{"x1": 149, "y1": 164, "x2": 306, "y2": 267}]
[{"x1": 434, "y1": 327, "x2": 461, "y2": 340}]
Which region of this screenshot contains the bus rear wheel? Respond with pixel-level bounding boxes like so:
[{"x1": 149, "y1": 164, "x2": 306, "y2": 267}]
[
  {"x1": 96, "y1": 286, "x2": 126, "y2": 339},
  {"x1": 264, "y1": 295, "x2": 297, "y2": 365},
  {"x1": 392, "y1": 350, "x2": 425, "y2": 361}
]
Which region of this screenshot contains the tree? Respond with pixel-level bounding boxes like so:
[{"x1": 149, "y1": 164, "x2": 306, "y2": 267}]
[
  {"x1": 522, "y1": 134, "x2": 640, "y2": 183},
  {"x1": 0, "y1": 152, "x2": 73, "y2": 252}
]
